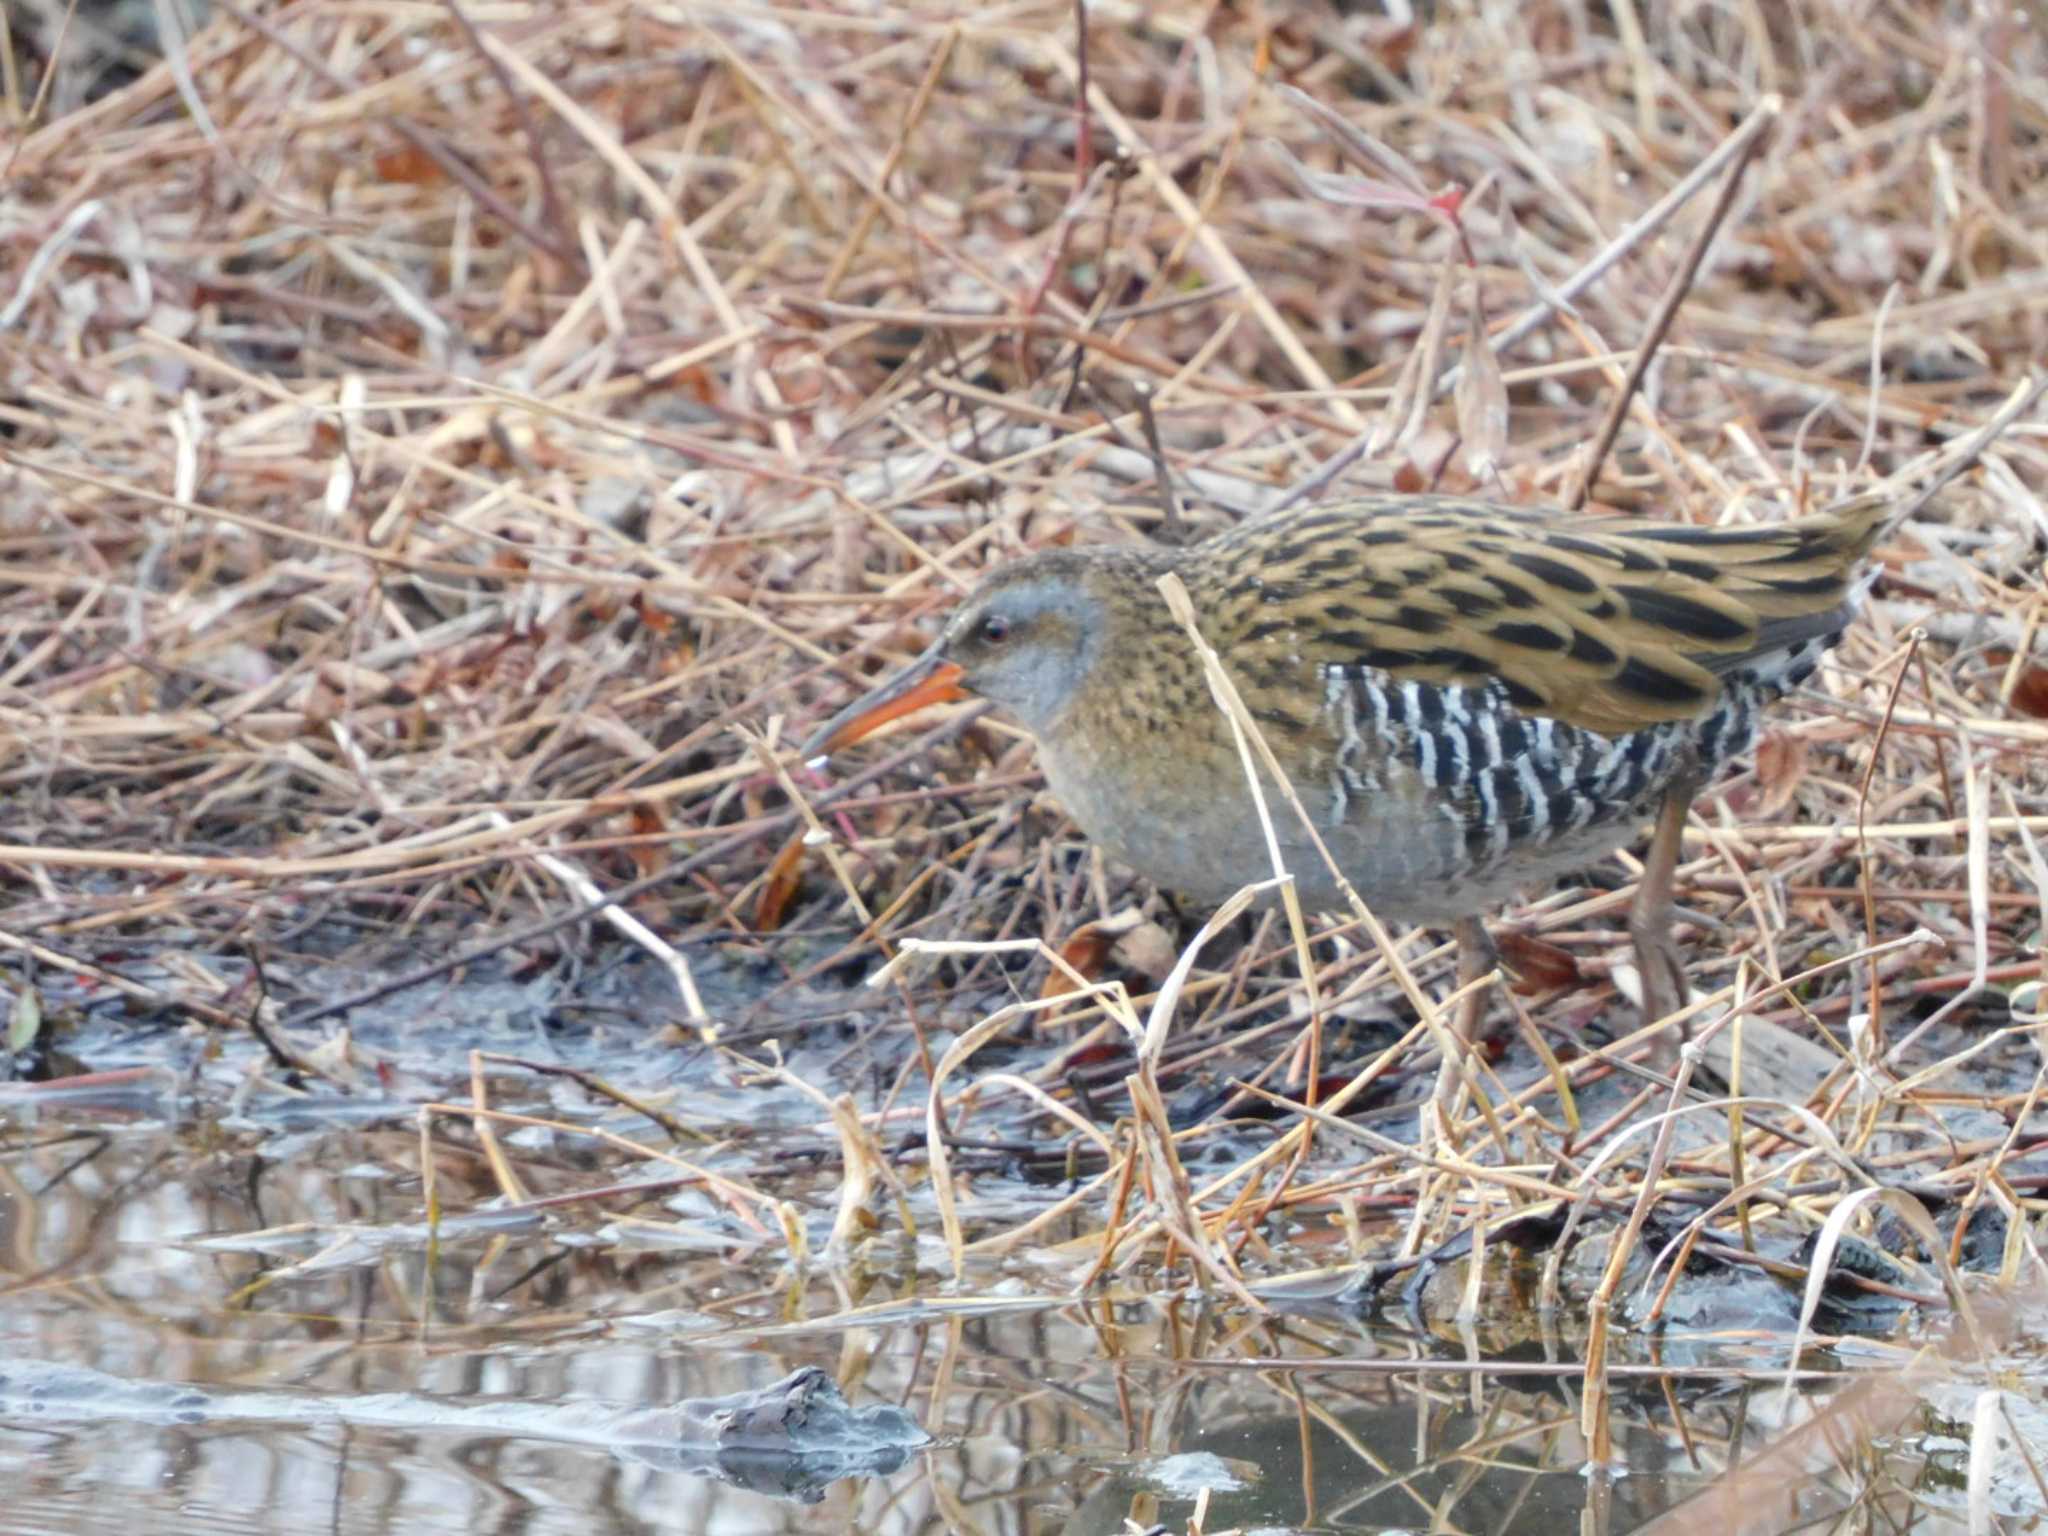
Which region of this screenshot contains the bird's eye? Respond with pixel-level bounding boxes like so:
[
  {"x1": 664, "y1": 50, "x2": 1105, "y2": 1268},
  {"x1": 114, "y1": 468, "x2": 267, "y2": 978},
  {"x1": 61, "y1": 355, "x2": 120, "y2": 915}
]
[{"x1": 979, "y1": 614, "x2": 1011, "y2": 643}]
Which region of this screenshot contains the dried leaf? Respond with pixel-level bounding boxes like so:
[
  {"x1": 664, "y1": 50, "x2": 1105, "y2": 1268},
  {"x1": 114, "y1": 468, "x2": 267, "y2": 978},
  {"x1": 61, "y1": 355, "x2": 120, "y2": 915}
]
[
  {"x1": 626, "y1": 804, "x2": 668, "y2": 880},
  {"x1": 1041, "y1": 924, "x2": 1117, "y2": 1000},
  {"x1": 1112, "y1": 921, "x2": 1178, "y2": 983},
  {"x1": 2006, "y1": 663, "x2": 2048, "y2": 719},
  {"x1": 752, "y1": 833, "x2": 808, "y2": 933},
  {"x1": 1389, "y1": 251, "x2": 1459, "y2": 453},
  {"x1": 634, "y1": 595, "x2": 677, "y2": 634},
  {"x1": 373, "y1": 143, "x2": 445, "y2": 185},
  {"x1": 1495, "y1": 930, "x2": 1584, "y2": 994},
  {"x1": 1753, "y1": 731, "x2": 1811, "y2": 815}
]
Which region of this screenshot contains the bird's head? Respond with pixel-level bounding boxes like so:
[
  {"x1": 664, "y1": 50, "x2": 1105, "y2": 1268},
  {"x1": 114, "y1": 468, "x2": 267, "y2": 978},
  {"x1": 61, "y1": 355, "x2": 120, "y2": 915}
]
[{"x1": 801, "y1": 547, "x2": 1163, "y2": 760}]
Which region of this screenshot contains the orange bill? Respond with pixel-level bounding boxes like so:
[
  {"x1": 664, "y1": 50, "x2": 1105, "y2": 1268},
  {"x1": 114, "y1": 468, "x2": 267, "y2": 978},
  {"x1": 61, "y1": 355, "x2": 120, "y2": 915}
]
[{"x1": 801, "y1": 655, "x2": 968, "y2": 761}]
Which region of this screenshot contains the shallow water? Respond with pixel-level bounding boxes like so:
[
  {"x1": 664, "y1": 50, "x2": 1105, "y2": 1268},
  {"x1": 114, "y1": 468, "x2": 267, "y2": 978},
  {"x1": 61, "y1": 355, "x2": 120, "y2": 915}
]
[{"x1": 0, "y1": 950, "x2": 2030, "y2": 1536}]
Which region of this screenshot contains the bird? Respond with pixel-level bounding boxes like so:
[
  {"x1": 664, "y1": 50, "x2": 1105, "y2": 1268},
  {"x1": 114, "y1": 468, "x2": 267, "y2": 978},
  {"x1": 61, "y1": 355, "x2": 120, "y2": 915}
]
[{"x1": 800, "y1": 492, "x2": 1885, "y2": 1035}]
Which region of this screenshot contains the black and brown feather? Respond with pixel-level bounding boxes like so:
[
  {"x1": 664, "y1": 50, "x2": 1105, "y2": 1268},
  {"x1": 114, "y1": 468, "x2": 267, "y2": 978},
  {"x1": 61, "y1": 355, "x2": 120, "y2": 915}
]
[{"x1": 1194, "y1": 493, "x2": 1884, "y2": 737}]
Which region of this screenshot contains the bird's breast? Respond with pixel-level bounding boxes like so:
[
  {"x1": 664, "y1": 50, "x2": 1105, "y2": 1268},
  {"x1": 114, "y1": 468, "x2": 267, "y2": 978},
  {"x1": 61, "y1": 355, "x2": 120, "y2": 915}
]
[{"x1": 1033, "y1": 692, "x2": 1484, "y2": 919}]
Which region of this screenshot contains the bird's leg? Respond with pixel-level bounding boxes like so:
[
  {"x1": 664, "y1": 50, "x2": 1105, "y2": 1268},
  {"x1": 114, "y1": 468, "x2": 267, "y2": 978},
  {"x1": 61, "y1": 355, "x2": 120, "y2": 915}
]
[
  {"x1": 1452, "y1": 914, "x2": 1499, "y2": 1047},
  {"x1": 1431, "y1": 915, "x2": 1498, "y2": 1116},
  {"x1": 1630, "y1": 772, "x2": 1702, "y2": 1038}
]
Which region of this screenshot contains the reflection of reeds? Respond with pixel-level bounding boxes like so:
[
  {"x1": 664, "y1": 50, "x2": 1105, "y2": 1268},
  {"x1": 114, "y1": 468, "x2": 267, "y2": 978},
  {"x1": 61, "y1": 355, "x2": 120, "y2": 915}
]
[{"x1": 5, "y1": 5, "x2": 2048, "y2": 1522}]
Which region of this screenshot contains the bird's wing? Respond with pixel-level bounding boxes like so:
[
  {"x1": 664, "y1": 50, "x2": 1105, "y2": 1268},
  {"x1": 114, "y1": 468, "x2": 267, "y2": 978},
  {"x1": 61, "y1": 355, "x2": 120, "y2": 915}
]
[{"x1": 1211, "y1": 493, "x2": 1886, "y2": 736}]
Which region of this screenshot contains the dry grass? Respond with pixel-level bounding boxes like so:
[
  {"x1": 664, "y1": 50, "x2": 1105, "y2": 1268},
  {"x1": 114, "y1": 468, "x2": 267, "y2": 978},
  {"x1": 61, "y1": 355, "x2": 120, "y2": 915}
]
[{"x1": 4, "y1": 0, "x2": 2048, "y2": 1318}]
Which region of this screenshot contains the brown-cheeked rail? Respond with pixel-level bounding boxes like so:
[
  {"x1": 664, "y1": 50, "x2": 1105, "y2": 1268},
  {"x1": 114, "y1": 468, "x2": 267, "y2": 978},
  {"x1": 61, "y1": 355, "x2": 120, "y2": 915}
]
[{"x1": 800, "y1": 492, "x2": 1888, "y2": 1035}]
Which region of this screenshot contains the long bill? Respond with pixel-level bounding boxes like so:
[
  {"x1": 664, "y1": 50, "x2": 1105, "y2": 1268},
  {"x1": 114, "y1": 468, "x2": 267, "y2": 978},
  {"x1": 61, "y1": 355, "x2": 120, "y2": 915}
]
[{"x1": 799, "y1": 651, "x2": 968, "y2": 763}]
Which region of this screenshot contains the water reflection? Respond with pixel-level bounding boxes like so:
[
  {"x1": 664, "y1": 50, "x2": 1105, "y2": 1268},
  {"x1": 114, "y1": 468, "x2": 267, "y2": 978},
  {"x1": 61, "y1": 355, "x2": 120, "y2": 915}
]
[{"x1": 0, "y1": 1110, "x2": 1998, "y2": 1534}]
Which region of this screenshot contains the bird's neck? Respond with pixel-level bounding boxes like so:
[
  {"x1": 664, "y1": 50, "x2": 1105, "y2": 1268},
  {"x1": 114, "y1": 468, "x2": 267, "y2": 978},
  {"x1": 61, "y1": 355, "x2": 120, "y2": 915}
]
[{"x1": 1046, "y1": 546, "x2": 1230, "y2": 761}]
